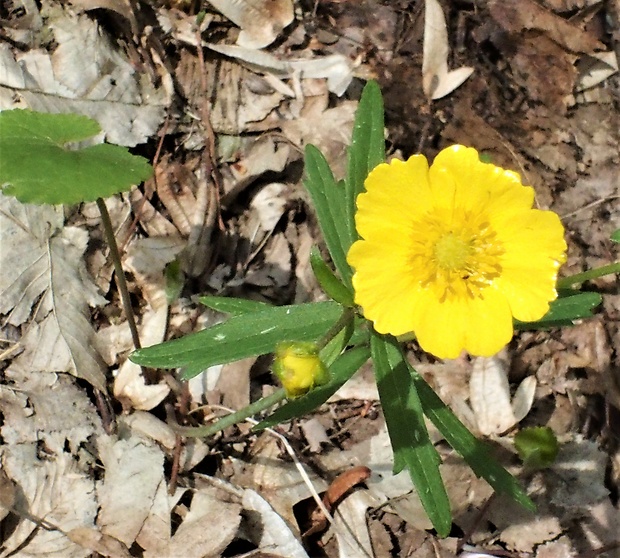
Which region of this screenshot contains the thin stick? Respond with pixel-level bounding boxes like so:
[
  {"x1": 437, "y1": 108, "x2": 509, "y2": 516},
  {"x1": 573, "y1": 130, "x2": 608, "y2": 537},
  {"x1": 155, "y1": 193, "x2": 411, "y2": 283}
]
[{"x1": 96, "y1": 197, "x2": 141, "y2": 350}]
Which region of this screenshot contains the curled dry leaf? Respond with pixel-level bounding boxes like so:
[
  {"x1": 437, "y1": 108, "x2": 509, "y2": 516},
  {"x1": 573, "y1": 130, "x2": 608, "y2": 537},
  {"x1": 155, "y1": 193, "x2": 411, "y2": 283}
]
[
  {"x1": 488, "y1": 0, "x2": 606, "y2": 54},
  {"x1": 422, "y1": 0, "x2": 473, "y2": 99},
  {"x1": 304, "y1": 466, "x2": 372, "y2": 537},
  {"x1": 67, "y1": 527, "x2": 132, "y2": 558},
  {"x1": 469, "y1": 355, "x2": 536, "y2": 436},
  {"x1": 207, "y1": 0, "x2": 294, "y2": 49}
]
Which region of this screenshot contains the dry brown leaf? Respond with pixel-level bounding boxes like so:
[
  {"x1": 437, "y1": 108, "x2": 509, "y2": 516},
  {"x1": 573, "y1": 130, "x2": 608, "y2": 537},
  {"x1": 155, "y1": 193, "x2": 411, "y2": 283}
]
[
  {"x1": 1, "y1": 448, "x2": 98, "y2": 557},
  {"x1": 68, "y1": 0, "x2": 138, "y2": 35},
  {"x1": 97, "y1": 433, "x2": 166, "y2": 546},
  {"x1": 207, "y1": 0, "x2": 294, "y2": 49},
  {"x1": 67, "y1": 527, "x2": 132, "y2": 558},
  {"x1": 488, "y1": 0, "x2": 606, "y2": 53}
]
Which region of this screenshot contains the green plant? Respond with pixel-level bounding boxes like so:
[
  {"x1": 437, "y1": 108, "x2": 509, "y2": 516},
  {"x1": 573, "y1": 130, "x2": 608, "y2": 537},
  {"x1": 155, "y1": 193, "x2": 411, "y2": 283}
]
[
  {"x1": 129, "y1": 81, "x2": 620, "y2": 535},
  {"x1": 0, "y1": 109, "x2": 153, "y2": 353}
]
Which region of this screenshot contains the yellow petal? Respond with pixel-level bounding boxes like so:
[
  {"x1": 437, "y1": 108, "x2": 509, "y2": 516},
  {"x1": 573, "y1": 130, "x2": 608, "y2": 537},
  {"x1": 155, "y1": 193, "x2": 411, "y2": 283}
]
[{"x1": 412, "y1": 288, "x2": 513, "y2": 359}]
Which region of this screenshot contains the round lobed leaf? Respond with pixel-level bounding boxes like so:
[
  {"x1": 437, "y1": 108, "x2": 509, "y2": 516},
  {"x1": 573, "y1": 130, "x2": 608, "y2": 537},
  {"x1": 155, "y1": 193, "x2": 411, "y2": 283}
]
[{"x1": 0, "y1": 110, "x2": 152, "y2": 205}]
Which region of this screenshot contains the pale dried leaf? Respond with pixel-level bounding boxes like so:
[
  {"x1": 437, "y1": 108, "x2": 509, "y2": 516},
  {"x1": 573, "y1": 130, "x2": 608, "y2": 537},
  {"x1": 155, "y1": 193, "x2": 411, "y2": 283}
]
[
  {"x1": 240, "y1": 488, "x2": 310, "y2": 558},
  {"x1": 1, "y1": 373, "x2": 102, "y2": 451},
  {"x1": 222, "y1": 136, "x2": 295, "y2": 202},
  {"x1": 331, "y1": 490, "x2": 376, "y2": 558},
  {"x1": 206, "y1": 43, "x2": 353, "y2": 96},
  {"x1": 207, "y1": 0, "x2": 294, "y2": 49},
  {"x1": 66, "y1": 527, "x2": 132, "y2": 558},
  {"x1": 123, "y1": 411, "x2": 177, "y2": 451},
  {"x1": 97, "y1": 433, "x2": 166, "y2": 546},
  {"x1": 68, "y1": 0, "x2": 138, "y2": 35},
  {"x1": 422, "y1": 0, "x2": 473, "y2": 99},
  {"x1": 124, "y1": 236, "x2": 185, "y2": 310},
  {"x1": 250, "y1": 182, "x2": 288, "y2": 231},
  {"x1": 0, "y1": 469, "x2": 16, "y2": 523},
  {"x1": 0, "y1": 10, "x2": 166, "y2": 146},
  {"x1": 280, "y1": 94, "x2": 357, "y2": 179},
  {"x1": 300, "y1": 417, "x2": 331, "y2": 453},
  {"x1": 470, "y1": 356, "x2": 517, "y2": 435},
  {"x1": 1, "y1": 446, "x2": 97, "y2": 558},
  {"x1": 510, "y1": 375, "x2": 537, "y2": 423},
  {"x1": 0, "y1": 195, "x2": 108, "y2": 391},
  {"x1": 113, "y1": 306, "x2": 170, "y2": 411},
  {"x1": 159, "y1": 488, "x2": 242, "y2": 558},
  {"x1": 575, "y1": 51, "x2": 619, "y2": 92},
  {"x1": 231, "y1": 436, "x2": 328, "y2": 531}
]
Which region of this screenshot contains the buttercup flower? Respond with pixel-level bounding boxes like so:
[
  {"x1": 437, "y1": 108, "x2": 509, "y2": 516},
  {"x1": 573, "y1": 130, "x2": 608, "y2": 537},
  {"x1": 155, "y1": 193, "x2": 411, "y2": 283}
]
[
  {"x1": 273, "y1": 341, "x2": 329, "y2": 398},
  {"x1": 347, "y1": 145, "x2": 567, "y2": 359}
]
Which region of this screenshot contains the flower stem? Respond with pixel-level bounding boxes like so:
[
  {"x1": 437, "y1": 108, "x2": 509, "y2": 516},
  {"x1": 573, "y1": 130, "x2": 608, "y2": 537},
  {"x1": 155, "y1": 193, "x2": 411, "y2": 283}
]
[
  {"x1": 557, "y1": 261, "x2": 620, "y2": 289},
  {"x1": 174, "y1": 307, "x2": 355, "y2": 438},
  {"x1": 172, "y1": 388, "x2": 287, "y2": 438},
  {"x1": 317, "y1": 307, "x2": 355, "y2": 351},
  {"x1": 96, "y1": 197, "x2": 141, "y2": 350}
]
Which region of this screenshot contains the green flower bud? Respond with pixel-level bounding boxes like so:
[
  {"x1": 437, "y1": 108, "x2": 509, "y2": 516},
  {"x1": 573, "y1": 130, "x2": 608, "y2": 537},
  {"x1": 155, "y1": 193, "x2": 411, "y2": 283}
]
[{"x1": 273, "y1": 341, "x2": 329, "y2": 398}]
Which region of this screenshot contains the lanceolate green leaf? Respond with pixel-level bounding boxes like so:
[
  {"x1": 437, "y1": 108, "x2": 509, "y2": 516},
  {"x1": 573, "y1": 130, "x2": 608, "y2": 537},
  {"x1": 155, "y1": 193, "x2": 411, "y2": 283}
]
[
  {"x1": 255, "y1": 346, "x2": 370, "y2": 430},
  {"x1": 411, "y1": 370, "x2": 535, "y2": 511},
  {"x1": 0, "y1": 110, "x2": 152, "y2": 205},
  {"x1": 310, "y1": 247, "x2": 354, "y2": 306},
  {"x1": 199, "y1": 295, "x2": 272, "y2": 316},
  {"x1": 304, "y1": 145, "x2": 352, "y2": 288},
  {"x1": 371, "y1": 333, "x2": 451, "y2": 537},
  {"x1": 130, "y1": 301, "x2": 343, "y2": 379},
  {"x1": 345, "y1": 80, "x2": 385, "y2": 247}
]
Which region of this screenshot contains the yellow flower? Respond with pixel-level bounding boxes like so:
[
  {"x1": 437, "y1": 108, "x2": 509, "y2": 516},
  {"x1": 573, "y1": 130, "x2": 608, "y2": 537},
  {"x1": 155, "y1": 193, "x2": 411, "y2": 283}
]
[
  {"x1": 273, "y1": 341, "x2": 329, "y2": 398},
  {"x1": 347, "y1": 145, "x2": 567, "y2": 359}
]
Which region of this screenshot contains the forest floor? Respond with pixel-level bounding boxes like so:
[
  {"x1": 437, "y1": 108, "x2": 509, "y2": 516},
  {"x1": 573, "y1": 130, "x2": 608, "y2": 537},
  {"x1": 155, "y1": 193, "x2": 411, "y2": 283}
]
[{"x1": 0, "y1": 0, "x2": 619, "y2": 557}]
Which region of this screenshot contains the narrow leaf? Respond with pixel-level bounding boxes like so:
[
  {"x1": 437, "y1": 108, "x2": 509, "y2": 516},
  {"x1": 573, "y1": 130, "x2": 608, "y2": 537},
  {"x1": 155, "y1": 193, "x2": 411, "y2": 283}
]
[
  {"x1": 304, "y1": 145, "x2": 352, "y2": 288},
  {"x1": 346, "y1": 81, "x2": 385, "y2": 248},
  {"x1": 199, "y1": 295, "x2": 271, "y2": 316},
  {"x1": 255, "y1": 346, "x2": 370, "y2": 430},
  {"x1": 0, "y1": 110, "x2": 152, "y2": 205},
  {"x1": 319, "y1": 311, "x2": 355, "y2": 367},
  {"x1": 371, "y1": 333, "x2": 452, "y2": 536},
  {"x1": 411, "y1": 370, "x2": 535, "y2": 511},
  {"x1": 514, "y1": 291, "x2": 601, "y2": 329},
  {"x1": 130, "y1": 301, "x2": 343, "y2": 379},
  {"x1": 310, "y1": 247, "x2": 354, "y2": 306}
]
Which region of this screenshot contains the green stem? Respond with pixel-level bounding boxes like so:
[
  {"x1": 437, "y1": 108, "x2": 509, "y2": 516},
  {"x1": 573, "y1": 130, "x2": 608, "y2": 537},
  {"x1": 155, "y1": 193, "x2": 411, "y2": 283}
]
[
  {"x1": 96, "y1": 197, "x2": 141, "y2": 350},
  {"x1": 172, "y1": 388, "x2": 287, "y2": 437},
  {"x1": 557, "y1": 261, "x2": 620, "y2": 290},
  {"x1": 317, "y1": 307, "x2": 355, "y2": 351},
  {"x1": 175, "y1": 307, "x2": 355, "y2": 438}
]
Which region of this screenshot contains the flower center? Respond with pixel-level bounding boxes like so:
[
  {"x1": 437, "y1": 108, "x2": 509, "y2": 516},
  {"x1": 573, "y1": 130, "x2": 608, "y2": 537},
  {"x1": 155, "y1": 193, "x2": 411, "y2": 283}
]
[
  {"x1": 433, "y1": 233, "x2": 472, "y2": 271},
  {"x1": 408, "y1": 211, "x2": 505, "y2": 301}
]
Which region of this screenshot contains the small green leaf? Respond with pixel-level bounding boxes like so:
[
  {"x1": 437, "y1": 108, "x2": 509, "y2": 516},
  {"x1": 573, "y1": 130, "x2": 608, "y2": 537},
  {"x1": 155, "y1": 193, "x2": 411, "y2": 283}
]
[
  {"x1": 310, "y1": 247, "x2": 354, "y2": 306},
  {"x1": 411, "y1": 371, "x2": 535, "y2": 512},
  {"x1": 611, "y1": 229, "x2": 620, "y2": 243},
  {"x1": 514, "y1": 426, "x2": 559, "y2": 469},
  {"x1": 304, "y1": 145, "x2": 352, "y2": 288},
  {"x1": 0, "y1": 110, "x2": 152, "y2": 205},
  {"x1": 345, "y1": 80, "x2": 385, "y2": 247},
  {"x1": 319, "y1": 312, "x2": 355, "y2": 366},
  {"x1": 371, "y1": 332, "x2": 452, "y2": 537},
  {"x1": 164, "y1": 260, "x2": 185, "y2": 304},
  {"x1": 130, "y1": 301, "x2": 343, "y2": 379},
  {"x1": 514, "y1": 291, "x2": 602, "y2": 330},
  {"x1": 255, "y1": 346, "x2": 370, "y2": 430},
  {"x1": 199, "y1": 295, "x2": 272, "y2": 316}
]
